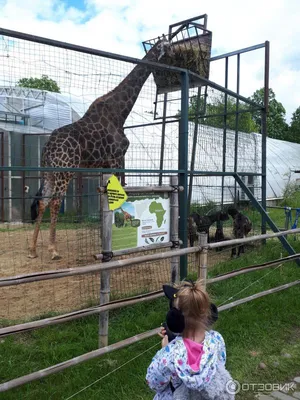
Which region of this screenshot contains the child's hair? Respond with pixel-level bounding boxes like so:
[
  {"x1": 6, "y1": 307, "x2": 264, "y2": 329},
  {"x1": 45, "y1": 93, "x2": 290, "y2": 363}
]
[{"x1": 174, "y1": 279, "x2": 211, "y2": 335}]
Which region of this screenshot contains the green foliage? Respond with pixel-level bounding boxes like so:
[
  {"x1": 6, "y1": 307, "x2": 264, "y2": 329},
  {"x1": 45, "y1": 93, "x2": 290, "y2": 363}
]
[
  {"x1": 114, "y1": 211, "x2": 124, "y2": 228},
  {"x1": 188, "y1": 95, "x2": 259, "y2": 133},
  {"x1": 184, "y1": 87, "x2": 300, "y2": 144},
  {"x1": 249, "y1": 88, "x2": 289, "y2": 140},
  {"x1": 289, "y1": 106, "x2": 300, "y2": 143},
  {"x1": 280, "y1": 175, "x2": 300, "y2": 207},
  {"x1": 17, "y1": 75, "x2": 61, "y2": 93}
]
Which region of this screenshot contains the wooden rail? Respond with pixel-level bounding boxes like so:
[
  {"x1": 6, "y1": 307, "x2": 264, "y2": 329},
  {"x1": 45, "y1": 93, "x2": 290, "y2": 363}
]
[
  {"x1": 1, "y1": 223, "x2": 300, "y2": 392},
  {"x1": 1, "y1": 228, "x2": 300, "y2": 288},
  {"x1": 1, "y1": 279, "x2": 299, "y2": 392},
  {"x1": 0, "y1": 247, "x2": 199, "y2": 288},
  {"x1": 1, "y1": 252, "x2": 299, "y2": 338}
]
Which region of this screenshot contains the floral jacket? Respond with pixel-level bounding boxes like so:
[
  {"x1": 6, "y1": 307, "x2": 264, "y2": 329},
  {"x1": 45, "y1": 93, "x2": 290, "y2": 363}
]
[{"x1": 146, "y1": 330, "x2": 228, "y2": 399}]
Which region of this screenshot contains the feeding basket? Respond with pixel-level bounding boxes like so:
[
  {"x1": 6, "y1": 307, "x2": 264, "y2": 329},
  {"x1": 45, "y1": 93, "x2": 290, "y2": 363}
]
[{"x1": 143, "y1": 16, "x2": 212, "y2": 94}]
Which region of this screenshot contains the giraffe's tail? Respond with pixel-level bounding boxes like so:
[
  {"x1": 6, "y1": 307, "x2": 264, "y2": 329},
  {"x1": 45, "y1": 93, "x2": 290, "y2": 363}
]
[{"x1": 30, "y1": 182, "x2": 44, "y2": 223}]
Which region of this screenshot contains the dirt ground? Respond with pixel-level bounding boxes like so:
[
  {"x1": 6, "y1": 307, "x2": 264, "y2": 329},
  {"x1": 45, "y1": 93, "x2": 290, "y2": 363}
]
[
  {"x1": 0, "y1": 224, "x2": 233, "y2": 321},
  {"x1": 0, "y1": 224, "x2": 102, "y2": 320}
]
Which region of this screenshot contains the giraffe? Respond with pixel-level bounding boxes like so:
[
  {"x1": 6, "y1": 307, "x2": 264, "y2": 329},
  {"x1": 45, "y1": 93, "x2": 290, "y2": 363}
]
[
  {"x1": 29, "y1": 37, "x2": 173, "y2": 260},
  {"x1": 119, "y1": 207, "x2": 133, "y2": 226}
]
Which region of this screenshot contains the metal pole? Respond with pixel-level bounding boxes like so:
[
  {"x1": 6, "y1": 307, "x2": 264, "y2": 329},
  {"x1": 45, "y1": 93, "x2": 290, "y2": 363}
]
[
  {"x1": 77, "y1": 173, "x2": 83, "y2": 221},
  {"x1": 188, "y1": 87, "x2": 201, "y2": 213},
  {"x1": 234, "y1": 54, "x2": 240, "y2": 204},
  {"x1": 99, "y1": 173, "x2": 113, "y2": 347},
  {"x1": 0, "y1": 133, "x2": 3, "y2": 222},
  {"x1": 22, "y1": 135, "x2": 26, "y2": 222},
  {"x1": 261, "y1": 41, "x2": 270, "y2": 238},
  {"x1": 7, "y1": 132, "x2": 12, "y2": 222},
  {"x1": 221, "y1": 57, "x2": 229, "y2": 206},
  {"x1": 159, "y1": 93, "x2": 168, "y2": 186},
  {"x1": 179, "y1": 71, "x2": 189, "y2": 279},
  {"x1": 170, "y1": 175, "x2": 180, "y2": 283},
  {"x1": 210, "y1": 43, "x2": 266, "y2": 62}
]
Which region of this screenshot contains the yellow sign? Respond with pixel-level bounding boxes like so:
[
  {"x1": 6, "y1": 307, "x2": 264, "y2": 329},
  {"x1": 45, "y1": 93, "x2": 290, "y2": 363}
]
[{"x1": 106, "y1": 175, "x2": 128, "y2": 211}]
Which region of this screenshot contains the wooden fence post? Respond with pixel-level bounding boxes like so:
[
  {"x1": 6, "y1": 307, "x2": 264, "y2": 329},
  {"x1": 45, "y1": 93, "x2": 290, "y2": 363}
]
[
  {"x1": 99, "y1": 173, "x2": 113, "y2": 348},
  {"x1": 197, "y1": 232, "x2": 208, "y2": 289},
  {"x1": 170, "y1": 175, "x2": 180, "y2": 284}
]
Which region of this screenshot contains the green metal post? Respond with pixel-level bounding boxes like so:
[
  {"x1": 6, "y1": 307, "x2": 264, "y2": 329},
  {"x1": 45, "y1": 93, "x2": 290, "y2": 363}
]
[
  {"x1": 159, "y1": 93, "x2": 168, "y2": 186},
  {"x1": 221, "y1": 57, "x2": 229, "y2": 206},
  {"x1": 188, "y1": 87, "x2": 201, "y2": 215},
  {"x1": 261, "y1": 41, "x2": 270, "y2": 238},
  {"x1": 234, "y1": 54, "x2": 240, "y2": 203},
  {"x1": 179, "y1": 71, "x2": 189, "y2": 279}
]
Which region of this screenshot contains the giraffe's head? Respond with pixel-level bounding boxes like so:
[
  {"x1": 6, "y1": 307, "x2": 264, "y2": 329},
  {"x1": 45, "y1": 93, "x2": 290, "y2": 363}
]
[{"x1": 153, "y1": 35, "x2": 173, "y2": 61}]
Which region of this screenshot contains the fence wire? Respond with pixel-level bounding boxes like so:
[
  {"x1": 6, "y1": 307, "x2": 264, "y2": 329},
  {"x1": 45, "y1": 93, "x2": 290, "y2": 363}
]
[{"x1": 0, "y1": 31, "x2": 267, "y2": 321}]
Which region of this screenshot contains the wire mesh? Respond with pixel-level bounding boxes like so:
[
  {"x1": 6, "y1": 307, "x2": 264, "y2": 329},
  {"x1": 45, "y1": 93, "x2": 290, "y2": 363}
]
[{"x1": 0, "y1": 30, "x2": 267, "y2": 321}]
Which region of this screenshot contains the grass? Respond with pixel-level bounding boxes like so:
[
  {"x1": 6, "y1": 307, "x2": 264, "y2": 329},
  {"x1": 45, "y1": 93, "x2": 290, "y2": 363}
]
[
  {"x1": 112, "y1": 224, "x2": 138, "y2": 250},
  {"x1": 1, "y1": 240, "x2": 300, "y2": 399}
]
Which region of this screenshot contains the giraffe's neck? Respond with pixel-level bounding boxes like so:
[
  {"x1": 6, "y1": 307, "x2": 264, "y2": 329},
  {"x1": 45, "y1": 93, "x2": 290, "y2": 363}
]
[{"x1": 86, "y1": 43, "x2": 164, "y2": 124}]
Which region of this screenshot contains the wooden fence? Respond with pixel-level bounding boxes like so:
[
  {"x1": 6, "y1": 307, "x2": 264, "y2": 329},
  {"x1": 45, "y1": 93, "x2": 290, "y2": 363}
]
[{"x1": 1, "y1": 194, "x2": 300, "y2": 391}]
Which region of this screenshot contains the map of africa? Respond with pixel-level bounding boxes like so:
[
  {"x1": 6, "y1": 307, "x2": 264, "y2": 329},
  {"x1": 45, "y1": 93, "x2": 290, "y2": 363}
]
[{"x1": 149, "y1": 201, "x2": 166, "y2": 228}]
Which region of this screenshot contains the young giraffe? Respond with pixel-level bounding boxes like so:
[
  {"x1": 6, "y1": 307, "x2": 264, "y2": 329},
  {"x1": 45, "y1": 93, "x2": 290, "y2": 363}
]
[
  {"x1": 119, "y1": 207, "x2": 133, "y2": 226},
  {"x1": 29, "y1": 37, "x2": 172, "y2": 260}
]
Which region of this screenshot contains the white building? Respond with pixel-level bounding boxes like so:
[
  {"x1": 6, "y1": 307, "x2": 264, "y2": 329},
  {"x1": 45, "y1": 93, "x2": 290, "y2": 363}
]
[{"x1": 0, "y1": 86, "x2": 298, "y2": 221}]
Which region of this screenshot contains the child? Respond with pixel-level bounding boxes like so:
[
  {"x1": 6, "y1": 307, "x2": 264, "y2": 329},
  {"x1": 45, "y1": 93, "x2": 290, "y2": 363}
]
[{"x1": 146, "y1": 279, "x2": 235, "y2": 399}]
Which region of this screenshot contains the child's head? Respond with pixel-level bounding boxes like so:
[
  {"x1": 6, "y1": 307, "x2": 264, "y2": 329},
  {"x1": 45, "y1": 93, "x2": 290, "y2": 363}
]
[{"x1": 173, "y1": 279, "x2": 211, "y2": 335}]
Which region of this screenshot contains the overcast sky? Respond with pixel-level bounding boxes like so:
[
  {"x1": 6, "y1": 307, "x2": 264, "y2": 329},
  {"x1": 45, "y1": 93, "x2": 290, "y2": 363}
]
[{"x1": 0, "y1": 0, "x2": 299, "y2": 123}]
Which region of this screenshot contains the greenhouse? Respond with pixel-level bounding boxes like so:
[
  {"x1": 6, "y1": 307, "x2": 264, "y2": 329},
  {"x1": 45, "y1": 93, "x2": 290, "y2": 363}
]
[{"x1": 0, "y1": 86, "x2": 299, "y2": 222}]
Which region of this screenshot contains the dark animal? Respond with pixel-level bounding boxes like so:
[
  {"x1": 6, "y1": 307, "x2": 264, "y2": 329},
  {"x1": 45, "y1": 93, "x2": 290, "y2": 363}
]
[
  {"x1": 188, "y1": 210, "x2": 229, "y2": 246},
  {"x1": 214, "y1": 219, "x2": 226, "y2": 252},
  {"x1": 227, "y1": 206, "x2": 252, "y2": 257}
]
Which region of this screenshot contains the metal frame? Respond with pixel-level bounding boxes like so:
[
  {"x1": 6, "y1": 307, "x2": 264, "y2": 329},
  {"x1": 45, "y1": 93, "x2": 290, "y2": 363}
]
[
  {"x1": 0, "y1": 25, "x2": 296, "y2": 278},
  {"x1": 235, "y1": 174, "x2": 300, "y2": 265},
  {"x1": 179, "y1": 72, "x2": 189, "y2": 278},
  {"x1": 189, "y1": 41, "x2": 270, "y2": 227},
  {"x1": 0, "y1": 132, "x2": 3, "y2": 222}
]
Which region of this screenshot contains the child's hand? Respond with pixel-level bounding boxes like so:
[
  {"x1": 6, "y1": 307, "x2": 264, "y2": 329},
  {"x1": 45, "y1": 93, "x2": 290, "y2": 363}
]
[
  {"x1": 161, "y1": 335, "x2": 169, "y2": 348},
  {"x1": 158, "y1": 327, "x2": 169, "y2": 348}
]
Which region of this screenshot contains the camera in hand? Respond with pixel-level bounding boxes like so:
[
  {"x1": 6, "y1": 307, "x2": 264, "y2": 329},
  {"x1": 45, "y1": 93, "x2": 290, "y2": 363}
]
[{"x1": 162, "y1": 322, "x2": 177, "y2": 342}]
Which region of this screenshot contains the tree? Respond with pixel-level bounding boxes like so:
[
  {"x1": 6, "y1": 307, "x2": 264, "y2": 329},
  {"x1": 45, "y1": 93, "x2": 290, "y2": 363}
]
[
  {"x1": 114, "y1": 211, "x2": 124, "y2": 228},
  {"x1": 188, "y1": 95, "x2": 259, "y2": 133},
  {"x1": 289, "y1": 107, "x2": 300, "y2": 143},
  {"x1": 249, "y1": 88, "x2": 289, "y2": 140},
  {"x1": 17, "y1": 75, "x2": 61, "y2": 93}
]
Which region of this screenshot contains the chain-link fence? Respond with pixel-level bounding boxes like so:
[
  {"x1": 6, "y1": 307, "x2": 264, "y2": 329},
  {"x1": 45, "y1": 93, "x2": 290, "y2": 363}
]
[{"x1": 0, "y1": 26, "x2": 271, "y2": 321}]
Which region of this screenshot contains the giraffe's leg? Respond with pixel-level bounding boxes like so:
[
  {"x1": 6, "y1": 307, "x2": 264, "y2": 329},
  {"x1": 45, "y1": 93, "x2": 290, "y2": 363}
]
[
  {"x1": 48, "y1": 172, "x2": 73, "y2": 260},
  {"x1": 48, "y1": 197, "x2": 62, "y2": 260},
  {"x1": 28, "y1": 200, "x2": 46, "y2": 258}
]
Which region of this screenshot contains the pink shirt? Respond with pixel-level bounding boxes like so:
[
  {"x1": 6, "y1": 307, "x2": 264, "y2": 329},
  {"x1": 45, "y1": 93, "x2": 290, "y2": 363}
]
[{"x1": 183, "y1": 338, "x2": 205, "y2": 372}]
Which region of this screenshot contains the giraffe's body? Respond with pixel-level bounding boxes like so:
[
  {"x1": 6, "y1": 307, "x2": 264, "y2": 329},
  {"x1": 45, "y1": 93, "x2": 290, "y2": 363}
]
[
  {"x1": 119, "y1": 207, "x2": 133, "y2": 226},
  {"x1": 29, "y1": 38, "x2": 171, "y2": 260}
]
